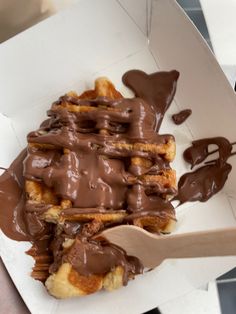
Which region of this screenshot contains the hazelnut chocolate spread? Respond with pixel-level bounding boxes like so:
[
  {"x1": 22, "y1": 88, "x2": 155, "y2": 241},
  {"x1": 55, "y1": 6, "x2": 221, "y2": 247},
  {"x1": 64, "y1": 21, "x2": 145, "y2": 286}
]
[
  {"x1": 0, "y1": 69, "x2": 234, "y2": 286},
  {"x1": 0, "y1": 149, "x2": 28, "y2": 241},
  {"x1": 24, "y1": 97, "x2": 174, "y2": 210},
  {"x1": 62, "y1": 238, "x2": 142, "y2": 284},
  {"x1": 174, "y1": 137, "x2": 234, "y2": 204},
  {"x1": 122, "y1": 69, "x2": 179, "y2": 131},
  {"x1": 0, "y1": 69, "x2": 180, "y2": 283},
  {"x1": 172, "y1": 109, "x2": 192, "y2": 125},
  {"x1": 183, "y1": 137, "x2": 232, "y2": 169}
]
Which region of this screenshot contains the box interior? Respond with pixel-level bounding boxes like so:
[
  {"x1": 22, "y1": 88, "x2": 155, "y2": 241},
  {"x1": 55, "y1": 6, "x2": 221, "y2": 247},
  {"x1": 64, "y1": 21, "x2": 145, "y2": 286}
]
[{"x1": 1, "y1": 0, "x2": 236, "y2": 313}]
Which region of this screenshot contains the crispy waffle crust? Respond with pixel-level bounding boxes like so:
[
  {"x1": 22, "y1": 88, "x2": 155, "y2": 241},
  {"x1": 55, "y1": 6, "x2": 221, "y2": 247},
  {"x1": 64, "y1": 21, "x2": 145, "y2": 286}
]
[{"x1": 24, "y1": 77, "x2": 177, "y2": 298}]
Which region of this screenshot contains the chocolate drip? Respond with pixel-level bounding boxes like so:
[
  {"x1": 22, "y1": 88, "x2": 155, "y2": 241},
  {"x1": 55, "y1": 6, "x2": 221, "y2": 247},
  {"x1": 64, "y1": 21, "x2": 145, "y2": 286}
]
[
  {"x1": 0, "y1": 150, "x2": 28, "y2": 241},
  {"x1": 127, "y1": 185, "x2": 175, "y2": 212},
  {"x1": 126, "y1": 188, "x2": 175, "y2": 219},
  {"x1": 122, "y1": 70, "x2": 179, "y2": 131},
  {"x1": 175, "y1": 137, "x2": 233, "y2": 204},
  {"x1": 175, "y1": 163, "x2": 232, "y2": 204},
  {"x1": 172, "y1": 109, "x2": 192, "y2": 125},
  {"x1": 27, "y1": 239, "x2": 53, "y2": 282},
  {"x1": 63, "y1": 237, "x2": 143, "y2": 285},
  {"x1": 183, "y1": 137, "x2": 232, "y2": 168}
]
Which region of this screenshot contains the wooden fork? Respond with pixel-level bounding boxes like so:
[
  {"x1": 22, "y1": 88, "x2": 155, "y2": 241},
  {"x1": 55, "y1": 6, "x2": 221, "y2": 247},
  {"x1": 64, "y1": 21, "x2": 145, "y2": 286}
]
[{"x1": 100, "y1": 225, "x2": 236, "y2": 268}]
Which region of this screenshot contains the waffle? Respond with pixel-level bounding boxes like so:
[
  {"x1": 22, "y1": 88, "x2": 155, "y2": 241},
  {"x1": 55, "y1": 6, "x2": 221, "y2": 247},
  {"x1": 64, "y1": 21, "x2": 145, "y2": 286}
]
[
  {"x1": 45, "y1": 237, "x2": 134, "y2": 298},
  {"x1": 23, "y1": 77, "x2": 177, "y2": 298}
]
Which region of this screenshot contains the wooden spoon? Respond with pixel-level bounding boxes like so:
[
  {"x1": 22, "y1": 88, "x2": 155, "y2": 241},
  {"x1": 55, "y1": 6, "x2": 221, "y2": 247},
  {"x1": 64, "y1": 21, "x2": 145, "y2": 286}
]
[{"x1": 100, "y1": 225, "x2": 236, "y2": 268}]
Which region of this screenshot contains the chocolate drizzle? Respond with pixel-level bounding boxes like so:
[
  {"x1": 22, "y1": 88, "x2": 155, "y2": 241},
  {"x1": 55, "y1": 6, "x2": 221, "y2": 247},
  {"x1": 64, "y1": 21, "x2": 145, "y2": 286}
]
[
  {"x1": 183, "y1": 137, "x2": 232, "y2": 169},
  {"x1": 1, "y1": 67, "x2": 235, "y2": 289},
  {"x1": 122, "y1": 70, "x2": 179, "y2": 131},
  {"x1": 175, "y1": 163, "x2": 232, "y2": 204},
  {"x1": 0, "y1": 69, "x2": 180, "y2": 285},
  {"x1": 62, "y1": 237, "x2": 142, "y2": 285},
  {"x1": 2, "y1": 69, "x2": 234, "y2": 288},
  {"x1": 0, "y1": 149, "x2": 28, "y2": 241},
  {"x1": 172, "y1": 109, "x2": 192, "y2": 125},
  {"x1": 175, "y1": 137, "x2": 233, "y2": 204},
  {"x1": 24, "y1": 97, "x2": 174, "y2": 211}
]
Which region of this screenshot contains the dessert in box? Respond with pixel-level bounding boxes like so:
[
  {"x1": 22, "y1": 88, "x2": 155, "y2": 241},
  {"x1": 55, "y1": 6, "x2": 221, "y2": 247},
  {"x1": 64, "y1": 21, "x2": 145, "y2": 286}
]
[
  {"x1": 0, "y1": 71, "x2": 179, "y2": 298},
  {"x1": 0, "y1": 68, "x2": 235, "y2": 299},
  {"x1": 1, "y1": 0, "x2": 236, "y2": 313}
]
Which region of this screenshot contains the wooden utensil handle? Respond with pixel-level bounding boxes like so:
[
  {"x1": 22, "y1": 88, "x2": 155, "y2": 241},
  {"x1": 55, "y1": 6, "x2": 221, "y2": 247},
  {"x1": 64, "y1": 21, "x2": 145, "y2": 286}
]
[
  {"x1": 162, "y1": 227, "x2": 236, "y2": 259},
  {"x1": 101, "y1": 226, "x2": 236, "y2": 268}
]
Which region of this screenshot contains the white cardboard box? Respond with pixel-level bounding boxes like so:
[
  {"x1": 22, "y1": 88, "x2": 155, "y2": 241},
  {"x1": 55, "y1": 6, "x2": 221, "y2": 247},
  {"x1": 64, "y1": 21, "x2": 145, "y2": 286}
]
[
  {"x1": 200, "y1": 0, "x2": 236, "y2": 65},
  {"x1": 1, "y1": 0, "x2": 236, "y2": 313}
]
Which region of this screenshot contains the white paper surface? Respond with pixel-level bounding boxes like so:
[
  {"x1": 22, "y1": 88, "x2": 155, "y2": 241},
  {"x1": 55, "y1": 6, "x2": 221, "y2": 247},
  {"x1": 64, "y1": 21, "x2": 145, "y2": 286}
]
[
  {"x1": 160, "y1": 282, "x2": 221, "y2": 314},
  {"x1": 200, "y1": 0, "x2": 236, "y2": 65},
  {"x1": 117, "y1": 0, "x2": 148, "y2": 35},
  {"x1": 0, "y1": 0, "x2": 146, "y2": 118},
  {"x1": 56, "y1": 261, "x2": 193, "y2": 314},
  {"x1": 149, "y1": 0, "x2": 236, "y2": 192},
  {"x1": 1, "y1": 0, "x2": 236, "y2": 313},
  {"x1": 0, "y1": 114, "x2": 21, "y2": 167}
]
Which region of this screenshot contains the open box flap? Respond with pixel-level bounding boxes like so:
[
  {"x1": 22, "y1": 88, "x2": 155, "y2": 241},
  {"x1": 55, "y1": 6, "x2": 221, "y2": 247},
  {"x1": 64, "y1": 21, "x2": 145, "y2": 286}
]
[
  {"x1": 0, "y1": 114, "x2": 21, "y2": 167},
  {"x1": 149, "y1": 0, "x2": 236, "y2": 193},
  {"x1": 149, "y1": 0, "x2": 236, "y2": 139},
  {"x1": 117, "y1": 0, "x2": 149, "y2": 35},
  {"x1": 200, "y1": 0, "x2": 236, "y2": 65},
  {"x1": 0, "y1": 0, "x2": 147, "y2": 117},
  {"x1": 148, "y1": 0, "x2": 236, "y2": 289}
]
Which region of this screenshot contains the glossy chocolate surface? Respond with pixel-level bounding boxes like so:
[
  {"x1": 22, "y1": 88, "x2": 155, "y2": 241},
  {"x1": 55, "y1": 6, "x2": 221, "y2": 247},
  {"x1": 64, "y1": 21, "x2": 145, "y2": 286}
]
[
  {"x1": 2, "y1": 70, "x2": 233, "y2": 286},
  {"x1": 172, "y1": 109, "x2": 192, "y2": 125},
  {"x1": 0, "y1": 70, "x2": 179, "y2": 282},
  {"x1": 175, "y1": 137, "x2": 233, "y2": 204}
]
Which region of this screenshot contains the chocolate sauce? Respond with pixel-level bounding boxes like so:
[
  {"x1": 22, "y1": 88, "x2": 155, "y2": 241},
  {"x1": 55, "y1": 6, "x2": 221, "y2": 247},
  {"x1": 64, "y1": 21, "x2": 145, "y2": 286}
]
[
  {"x1": 122, "y1": 69, "x2": 179, "y2": 131},
  {"x1": 127, "y1": 185, "x2": 175, "y2": 213},
  {"x1": 7, "y1": 69, "x2": 232, "y2": 287},
  {"x1": 175, "y1": 137, "x2": 233, "y2": 204},
  {"x1": 172, "y1": 109, "x2": 192, "y2": 125},
  {"x1": 63, "y1": 237, "x2": 143, "y2": 284},
  {"x1": 183, "y1": 137, "x2": 232, "y2": 168},
  {"x1": 0, "y1": 149, "x2": 28, "y2": 241},
  {"x1": 0, "y1": 70, "x2": 179, "y2": 284},
  {"x1": 175, "y1": 163, "x2": 232, "y2": 204},
  {"x1": 24, "y1": 96, "x2": 175, "y2": 210}
]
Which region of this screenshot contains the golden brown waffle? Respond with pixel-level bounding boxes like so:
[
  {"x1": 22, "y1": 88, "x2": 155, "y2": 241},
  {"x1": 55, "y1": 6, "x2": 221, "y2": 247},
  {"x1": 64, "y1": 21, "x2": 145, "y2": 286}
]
[
  {"x1": 27, "y1": 244, "x2": 52, "y2": 282},
  {"x1": 24, "y1": 77, "x2": 177, "y2": 298},
  {"x1": 45, "y1": 262, "x2": 125, "y2": 298},
  {"x1": 45, "y1": 238, "x2": 126, "y2": 298}
]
